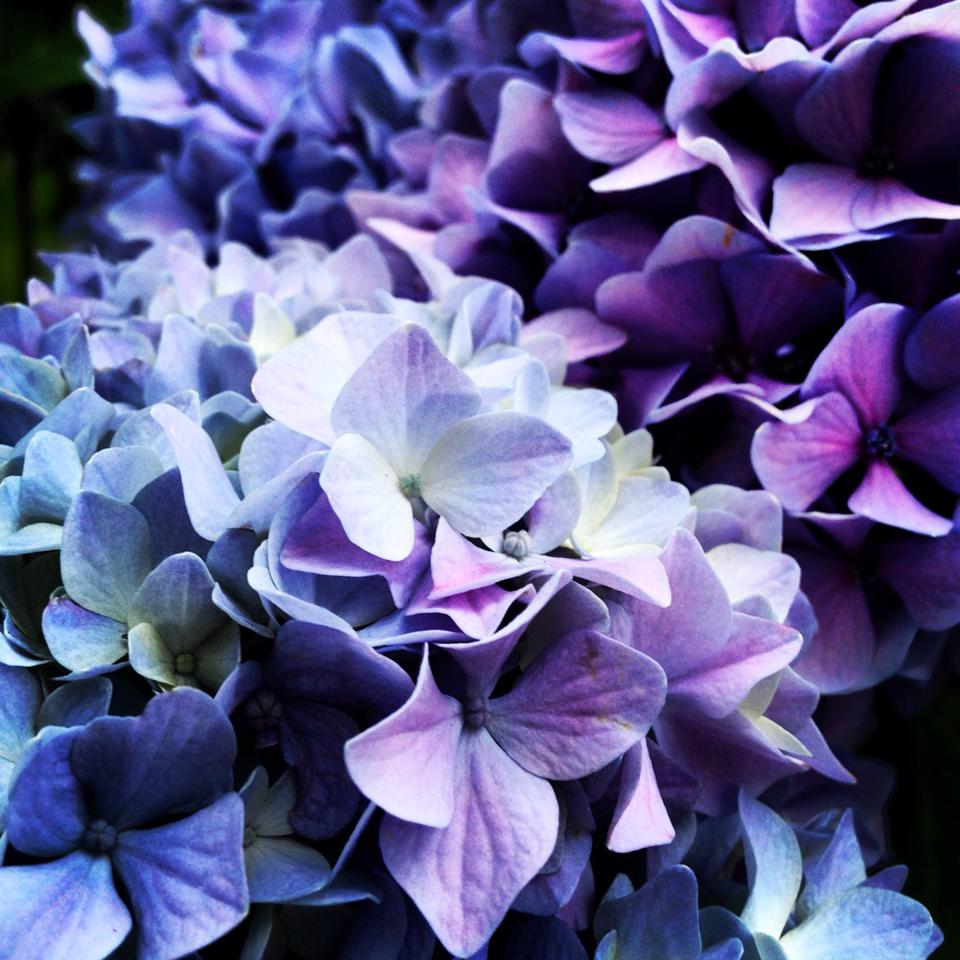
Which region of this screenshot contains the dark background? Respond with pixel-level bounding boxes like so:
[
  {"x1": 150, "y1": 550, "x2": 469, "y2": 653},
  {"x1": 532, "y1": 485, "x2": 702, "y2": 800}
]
[
  {"x1": 0, "y1": 0, "x2": 124, "y2": 304},
  {"x1": 1, "y1": 1, "x2": 959, "y2": 952}
]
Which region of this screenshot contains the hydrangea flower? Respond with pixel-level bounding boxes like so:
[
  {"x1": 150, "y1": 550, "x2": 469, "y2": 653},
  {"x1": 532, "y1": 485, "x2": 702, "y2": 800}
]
[
  {"x1": 752, "y1": 303, "x2": 960, "y2": 536},
  {"x1": 0, "y1": 689, "x2": 246, "y2": 960}
]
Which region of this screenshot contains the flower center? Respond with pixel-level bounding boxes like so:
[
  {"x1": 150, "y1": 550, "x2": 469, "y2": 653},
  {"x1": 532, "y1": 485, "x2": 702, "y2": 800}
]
[
  {"x1": 860, "y1": 144, "x2": 896, "y2": 178},
  {"x1": 501, "y1": 530, "x2": 532, "y2": 560},
  {"x1": 865, "y1": 425, "x2": 896, "y2": 460},
  {"x1": 462, "y1": 695, "x2": 490, "y2": 730},
  {"x1": 83, "y1": 819, "x2": 117, "y2": 854},
  {"x1": 398, "y1": 474, "x2": 422, "y2": 499},
  {"x1": 244, "y1": 689, "x2": 283, "y2": 731},
  {"x1": 174, "y1": 652, "x2": 195, "y2": 675},
  {"x1": 243, "y1": 826, "x2": 257, "y2": 848}
]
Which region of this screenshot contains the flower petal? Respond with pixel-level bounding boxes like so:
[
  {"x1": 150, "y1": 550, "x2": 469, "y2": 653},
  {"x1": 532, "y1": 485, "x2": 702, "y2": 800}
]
[
  {"x1": 488, "y1": 630, "x2": 666, "y2": 780},
  {"x1": 421, "y1": 412, "x2": 572, "y2": 538},
  {"x1": 345, "y1": 650, "x2": 462, "y2": 828},
  {"x1": 0, "y1": 852, "x2": 131, "y2": 960},
  {"x1": 320, "y1": 433, "x2": 413, "y2": 562},
  {"x1": 113, "y1": 793, "x2": 248, "y2": 960},
  {"x1": 61, "y1": 491, "x2": 152, "y2": 622},
  {"x1": 380, "y1": 729, "x2": 558, "y2": 958},
  {"x1": 331, "y1": 323, "x2": 480, "y2": 475}
]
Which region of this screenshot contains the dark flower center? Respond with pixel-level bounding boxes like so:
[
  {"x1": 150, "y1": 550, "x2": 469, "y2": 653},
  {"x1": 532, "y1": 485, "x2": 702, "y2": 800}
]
[
  {"x1": 174, "y1": 652, "x2": 195, "y2": 675},
  {"x1": 860, "y1": 144, "x2": 896, "y2": 178},
  {"x1": 83, "y1": 819, "x2": 117, "y2": 854},
  {"x1": 243, "y1": 826, "x2": 257, "y2": 848},
  {"x1": 244, "y1": 689, "x2": 283, "y2": 732},
  {"x1": 501, "y1": 530, "x2": 532, "y2": 560},
  {"x1": 865, "y1": 425, "x2": 897, "y2": 460},
  {"x1": 462, "y1": 695, "x2": 490, "y2": 730}
]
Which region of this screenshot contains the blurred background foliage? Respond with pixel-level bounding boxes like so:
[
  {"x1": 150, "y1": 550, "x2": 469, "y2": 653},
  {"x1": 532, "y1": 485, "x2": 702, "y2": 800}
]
[
  {"x1": 0, "y1": 0, "x2": 124, "y2": 304},
  {"x1": 0, "y1": 1, "x2": 959, "y2": 950}
]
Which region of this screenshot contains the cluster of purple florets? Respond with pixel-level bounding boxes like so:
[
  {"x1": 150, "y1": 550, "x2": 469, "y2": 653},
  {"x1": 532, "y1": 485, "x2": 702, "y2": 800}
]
[{"x1": 0, "y1": 0, "x2": 958, "y2": 957}]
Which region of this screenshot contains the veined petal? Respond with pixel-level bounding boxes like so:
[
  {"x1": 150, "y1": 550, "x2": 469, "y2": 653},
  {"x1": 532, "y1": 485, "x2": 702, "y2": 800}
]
[
  {"x1": 380, "y1": 729, "x2": 558, "y2": 958},
  {"x1": 345, "y1": 649, "x2": 462, "y2": 828},
  {"x1": 420, "y1": 412, "x2": 572, "y2": 538},
  {"x1": 331, "y1": 323, "x2": 480, "y2": 475},
  {"x1": 0, "y1": 852, "x2": 131, "y2": 960},
  {"x1": 320, "y1": 434, "x2": 413, "y2": 562}
]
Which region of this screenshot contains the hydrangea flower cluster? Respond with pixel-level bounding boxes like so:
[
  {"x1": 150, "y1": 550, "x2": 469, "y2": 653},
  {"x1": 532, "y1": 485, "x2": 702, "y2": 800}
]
[{"x1": 1, "y1": 0, "x2": 958, "y2": 956}]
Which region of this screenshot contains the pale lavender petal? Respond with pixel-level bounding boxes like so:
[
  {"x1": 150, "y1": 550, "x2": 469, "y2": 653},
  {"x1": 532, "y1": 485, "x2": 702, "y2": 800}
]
[
  {"x1": 751, "y1": 394, "x2": 862, "y2": 511},
  {"x1": 429, "y1": 518, "x2": 538, "y2": 599},
  {"x1": 345, "y1": 651, "x2": 462, "y2": 828},
  {"x1": 591, "y1": 137, "x2": 706, "y2": 192},
  {"x1": 803, "y1": 303, "x2": 909, "y2": 426},
  {"x1": 251, "y1": 312, "x2": 398, "y2": 445},
  {"x1": 380, "y1": 729, "x2": 558, "y2": 958},
  {"x1": 420, "y1": 412, "x2": 572, "y2": 538},
  {"x1": 627, "y1": 529, "x2": 732, "y2": 678},
  {"x1": 607, "y1": 737, "x2": 675, "y2": 853},
  {"x1": 771, "y1": 165, "x2": 960, "y2": 248},
  {"x1": 151, "y1": 403, "x2": 240, "y2": 541},
  {"x1": 669, "y1": 614, "x2": 802, "y2": 719},
  {"x1": 847, "y1": 460, "x2": 952, "y2": 536},
  {"x1": 320, "y1": 434, "x2": 413, "y2": 562},
  {"x1": 331, "y1": 323, "x2": 480, "y2": 475}
]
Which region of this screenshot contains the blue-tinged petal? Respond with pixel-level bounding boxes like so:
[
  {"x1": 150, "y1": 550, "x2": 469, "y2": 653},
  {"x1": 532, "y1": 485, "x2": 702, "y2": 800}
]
[
  {"x1": 151, "y1": 403, "x2": 240, "y2": 541},
  {"x1": 0, "y1": 852, "x2": 131, "y2": 960},
  {"x1": 703, "y1": 942, "x2": 747, "y2": 960},
  {"x1": 739, "y1": 792, "x2": 802, "y2": 940},
  {"x1": 0, "y1": 664, "x2": 41, "y2": 817},
  {"x1": 10, "y1": 387, "x2": 113, "y2": 463},
  {"x1": 128, "y1": 552, "x2": 222, "y2": 641},
  {"x1": 7, "y1": 727, "x2": 86, "y2": 857},
  {"x1": 42, "y1": 597, "x2": 127, "y2": 673},
  {"x1": 797, "y1": 810, "x2": 866, "y2": 918},
  {"x1": 593, "y1": 865, "x2": 701, "y2": 960},
  {"x1": 331, "y1": 323, "x2": 480, "y2": 476},
  {"x1": 499, "y1": 916, "x2": 589, "y2": 960},
  {"x1": 245, "y1": 836, "x2": 331, "y2": 903},
  {"x1": 755, "y1": 934, "x2": 790, "y2": 960},
  {"x1": 19, "y1": 432, "x2": 83, "y2": 523},
  {"x1": 36, "y1": 677, "x2": 112, "y2": 729},
  {"x1": 127, "y1": 622, "x2": 178, "y2": 687},
  {"x1": 595, "y1": 930, "x2": 617, "y2": 960},
  {"x1": 279, "y1": 703, "x2": 360, "y2": 841},
  {"x1": 420, "y1": 412, "x2": 572, "y2": 538},
  {"x1": 61, "y1": 492, "x2": 151, "y2": 622},
  {"x1": 780, "y1": 888, "x2": 934, "y2": 960},
  {"x1": 0, "y1": 521, "x2": 65, "y2": 556},
  {"x1": 320, "y1": 433, "x2": 413, "y2": 562},
  {"x1": 699, "y1": 907, "x2": 759, "y2": 960},
  {"x1": 71, "y1": 688, "x2": 235, "y2": 831},
  {"x1": 81, "y1": 446, "x2": 165, "y2": 504},
  {"x1": 113, "y1": 793, "x2": 247, "y2": 960},
  {"x1": 0, "y1": 355, "x2": 66, "y2": 412}
]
